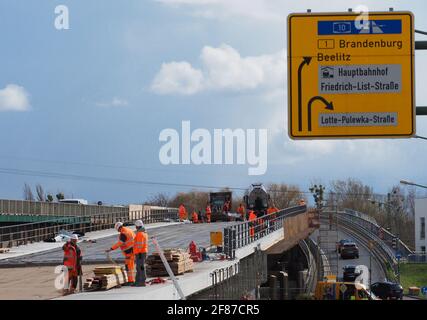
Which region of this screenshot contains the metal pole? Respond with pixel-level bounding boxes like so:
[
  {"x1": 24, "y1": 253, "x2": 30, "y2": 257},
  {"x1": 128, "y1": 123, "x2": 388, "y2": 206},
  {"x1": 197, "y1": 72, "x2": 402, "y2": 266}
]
[
  {"x1": 415, "y1": 41, "x2": 427, "y2": 50},
  {"x1": 416, "y1": 107, "x2": 427, "y2": 116},
  {"x1": 151, "y1": 236, "x2": 186, "y2": 300}
]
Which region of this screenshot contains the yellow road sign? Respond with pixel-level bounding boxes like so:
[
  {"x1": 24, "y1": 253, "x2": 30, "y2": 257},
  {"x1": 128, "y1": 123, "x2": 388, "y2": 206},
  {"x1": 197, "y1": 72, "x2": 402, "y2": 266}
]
[{"x1": 287, "y1": 12, "x2": 415, "y2": 139}]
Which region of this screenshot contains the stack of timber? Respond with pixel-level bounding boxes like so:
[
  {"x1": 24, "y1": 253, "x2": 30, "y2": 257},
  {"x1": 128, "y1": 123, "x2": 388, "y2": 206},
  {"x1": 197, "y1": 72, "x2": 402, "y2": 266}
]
[
  {"x1": 84, "y1": 266, "x2": 128, "y2": 291},
  {"x1": 0, "y1": 248, "x2": 10, "y2": 254},
  {"x1": 147, "y1": 249, "x2": 194, "y2": 276}
]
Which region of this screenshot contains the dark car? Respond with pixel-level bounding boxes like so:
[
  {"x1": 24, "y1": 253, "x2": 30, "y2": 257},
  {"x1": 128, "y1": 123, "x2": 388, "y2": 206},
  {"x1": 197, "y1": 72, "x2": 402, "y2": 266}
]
[
  {"x1": 340, "y1": 242, "x2": 359, "y2": 259},
  {"x1": 342, "y1": 265, "x2": 362, "y2": 282},
  {"x1": 336, "y1": 239, "x2": 352, "y2": 253},
  {"x1": 370, "y1": 282, "x2": 403, "y2": 300}
]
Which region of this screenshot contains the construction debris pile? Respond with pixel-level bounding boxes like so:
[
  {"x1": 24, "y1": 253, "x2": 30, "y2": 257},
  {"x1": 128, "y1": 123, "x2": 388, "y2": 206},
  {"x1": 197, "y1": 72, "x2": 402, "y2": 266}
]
[
  {"x1": 147, "y1": 249, "x2": 194, "y2": 276},
  {"x1": 83, "y1": 266, "x2": 128, "y2": 291},
  {"x1": 0, "y1": 248, "x2": 10, "y2": 254}
]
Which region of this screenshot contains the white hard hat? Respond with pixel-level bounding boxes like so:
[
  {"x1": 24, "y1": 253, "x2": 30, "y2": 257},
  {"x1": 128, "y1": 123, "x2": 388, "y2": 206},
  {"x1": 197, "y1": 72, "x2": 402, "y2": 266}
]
[
  {"x1": 71, "y1": 234, "x2": 79, "y2": 240},
  {"x1": 114, "y1": 222, "x2": 123, "y2": 231},
  {"x1": 135, "y1": 220, "x2": 144, "y2": 227}
]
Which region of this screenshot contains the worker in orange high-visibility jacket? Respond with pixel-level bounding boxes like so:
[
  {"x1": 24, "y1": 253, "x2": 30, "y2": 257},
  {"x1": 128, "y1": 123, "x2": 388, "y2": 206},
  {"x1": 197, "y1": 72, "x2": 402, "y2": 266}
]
[
  {"x1": 192, "y1": 210, "x2": 199, "y2": 223},
  {"x1": 237, "y1": 203, "x2": 246, "y2": 221},
  {"x1": 62, "y1": 235, "x2": 79, "y2": 295},
  {"x1": 178, "y1": 204, "x2": 187, "y2": 221},
  {"x1": 106, "y1": 222, "x2": 135, "y2": 285},
  {"x1": 133, "y1": 220, "x2": 148, "y2": 287},
  {"x1": 205, "y1": 204, "x2": 212, "y2": 223},
  {"x1": 249, "y1": 210, "x2": 257, "y2": 239},
  {"x1": 267, "y1": 205, "x2": 279, "y2": 231}
]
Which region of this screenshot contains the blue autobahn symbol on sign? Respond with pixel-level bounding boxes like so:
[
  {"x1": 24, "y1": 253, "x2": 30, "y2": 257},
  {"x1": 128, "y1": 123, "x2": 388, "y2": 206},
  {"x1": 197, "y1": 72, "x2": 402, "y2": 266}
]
[
  {"x1": 422, "y1": 287, "x2": 427, "y2": 295},
  {"x1": 318, "y1": 20, "x2": 402, "y2": 35}
]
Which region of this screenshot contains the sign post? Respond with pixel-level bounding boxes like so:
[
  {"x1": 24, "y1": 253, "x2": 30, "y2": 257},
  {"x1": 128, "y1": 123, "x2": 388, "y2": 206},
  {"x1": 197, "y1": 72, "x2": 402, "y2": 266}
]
[{"x1": 287, "y1": 11, "x2": 415, "y2": 139}]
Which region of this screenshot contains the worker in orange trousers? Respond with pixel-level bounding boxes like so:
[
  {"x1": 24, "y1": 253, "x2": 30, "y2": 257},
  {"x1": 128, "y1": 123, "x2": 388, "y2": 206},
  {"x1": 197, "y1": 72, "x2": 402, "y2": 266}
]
[
  {"x1": 178, "y1": 204, "x2": 187, "y2": 221},
  {"x1": 62, "y1": 234, "x2": 82, "y2": 295},
  {"x1": 106, "y1": 222, "x2": 135, "y2": 285},
  {"x1": 249, "y1": 210, "x2": 257, "y2": 239}
]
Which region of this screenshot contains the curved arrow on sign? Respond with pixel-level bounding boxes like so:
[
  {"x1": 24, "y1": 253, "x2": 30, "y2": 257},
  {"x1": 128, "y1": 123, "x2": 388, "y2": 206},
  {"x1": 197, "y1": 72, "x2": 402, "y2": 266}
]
[{"x1": 307, "y1": 96, "x2": 334, "y2": 132}]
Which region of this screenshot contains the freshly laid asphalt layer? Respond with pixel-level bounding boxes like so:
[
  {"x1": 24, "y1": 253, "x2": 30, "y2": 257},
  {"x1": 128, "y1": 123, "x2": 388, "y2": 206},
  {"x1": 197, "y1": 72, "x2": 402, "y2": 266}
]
[{"x1": 0, "y1": 222, "x2": 236, "y2": 267}]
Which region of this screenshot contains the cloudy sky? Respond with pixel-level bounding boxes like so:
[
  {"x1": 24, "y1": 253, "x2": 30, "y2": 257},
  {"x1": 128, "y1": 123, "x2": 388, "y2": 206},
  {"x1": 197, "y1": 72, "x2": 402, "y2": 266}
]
[{"x1": 0, "y1": 0, "x2": 426, "y2": 204}]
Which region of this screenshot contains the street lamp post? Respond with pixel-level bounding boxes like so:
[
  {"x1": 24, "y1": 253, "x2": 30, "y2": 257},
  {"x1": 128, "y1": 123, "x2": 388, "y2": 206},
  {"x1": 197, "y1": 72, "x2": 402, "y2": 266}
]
[{"x1": 400, "y1": 179, "x2": 427, "y2": 189}]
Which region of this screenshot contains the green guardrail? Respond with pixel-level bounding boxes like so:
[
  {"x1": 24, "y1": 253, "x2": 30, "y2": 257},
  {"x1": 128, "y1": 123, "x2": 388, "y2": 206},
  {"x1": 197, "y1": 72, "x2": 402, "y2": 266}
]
[{"x1": 0, "y1": 215, "x2": 90, "y2": 224}]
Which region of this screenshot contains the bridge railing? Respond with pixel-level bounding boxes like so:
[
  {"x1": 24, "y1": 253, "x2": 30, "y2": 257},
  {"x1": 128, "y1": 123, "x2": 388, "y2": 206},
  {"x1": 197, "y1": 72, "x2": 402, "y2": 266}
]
[
  {"x1": 0, "y1": 206, "x2": 178, "y2": 248},
  {"x1": 223, "y1": 205, "x2": 307, "y2": 259},
  {"x1": 0, "y1": 199, "x2": 127, "y2": 217},
  {"x1": 342, "y1": 209, "x2": 413, "y2": 257},
  {"x1": 299, "y1": 239, "x2": 317, "y2": 294},
  {"x1": 333, "y1": 210, "x2": 398, "y2": 277},
  {"x1": 407, "y1": 253, "x2": 427, "y2": 263}
]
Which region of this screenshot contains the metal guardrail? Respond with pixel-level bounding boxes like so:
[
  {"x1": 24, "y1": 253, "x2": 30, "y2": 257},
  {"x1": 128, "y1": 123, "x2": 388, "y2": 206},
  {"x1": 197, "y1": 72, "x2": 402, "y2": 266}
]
[
  {"x1": 342, "y1": 209, "x2": 413, "y2": 257},
  {"x1": 0, "y1": 199, "x2": 127, "y2": 217},
  {"x1": 299, "y1": 239, "x2": 317, "y2": 294},
  {"x1": 0, "y1": 206, "x2": 178, "y2": 248},
  {"x1": 223, "y1": 205, "x2": 307, "y2": 259},
  {"x1": 407, "y1": 253, "x2": 427, "y2": 263},
  {"x1": 331, "y1": 211, "x2": 398, "y2": 278}
]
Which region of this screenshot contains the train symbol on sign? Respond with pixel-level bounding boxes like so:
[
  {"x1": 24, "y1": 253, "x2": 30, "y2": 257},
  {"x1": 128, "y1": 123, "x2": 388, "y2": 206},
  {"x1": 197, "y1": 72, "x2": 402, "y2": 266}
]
[
  {"x1": 321, "y1": 66, "x2": 334, "y2": 79},
  {"x1": 333, "y1": 22, "x2": 351, "y2": 33}
]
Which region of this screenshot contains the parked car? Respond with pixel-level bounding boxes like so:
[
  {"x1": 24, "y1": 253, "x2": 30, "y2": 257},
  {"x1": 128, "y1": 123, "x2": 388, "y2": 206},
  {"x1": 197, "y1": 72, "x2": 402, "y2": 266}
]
[
  {"x1": 342, "y1": 265, "x2": 362, "y2": 282},
  {"x1": 370, "y1": 281, "x2": 403, "y2": 300},
  {"x1": 336, "y1": 239, "x2": 352, "y2": 253},
  {"x1": 340, "y1": 242, "x2": 359, "y2": 259}
]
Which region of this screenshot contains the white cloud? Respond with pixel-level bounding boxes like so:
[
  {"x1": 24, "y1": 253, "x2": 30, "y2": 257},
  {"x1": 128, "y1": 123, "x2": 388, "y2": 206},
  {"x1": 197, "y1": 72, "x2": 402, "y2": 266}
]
[
  {"x1": 96, "y1": 97, "x2": 129, "y2": 107},
  {"x1": 151, "y1": 44, "x2": 284, "y2": 95},
  {"x1": 151, "y1": 61, "x2": 204, "y2": 95},
  {"x1": 156, "y1": 0, "x2": 406, "y2": 22},
  {"x1": 0, "y1": 84, "x2": 30, "y2": 112}
]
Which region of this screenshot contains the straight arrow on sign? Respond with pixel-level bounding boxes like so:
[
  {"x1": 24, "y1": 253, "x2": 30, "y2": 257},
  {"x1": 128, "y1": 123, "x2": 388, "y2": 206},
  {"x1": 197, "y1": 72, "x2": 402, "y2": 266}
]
[{"x1": 298, "y1": 56, "x2": 312, "y2": 131}]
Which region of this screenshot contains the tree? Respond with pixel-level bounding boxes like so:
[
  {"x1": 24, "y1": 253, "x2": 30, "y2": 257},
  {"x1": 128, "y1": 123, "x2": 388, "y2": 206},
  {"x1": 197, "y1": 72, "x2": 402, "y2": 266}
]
[
  {"x1": 328, "y1": 178, "x2": 378, "y2": 216},
  {"x1": 56, "y1": 192, "x2": 65, "y2": 201},
  {"x1": 35, "y1": 184, "x2": 45, "y2": 202},
  {"x1": 268, "y1": 183, "x2": 304, "y2": 209},
  {"x1": 46, "y1": 194, "x2": 54, "y2": 202},
  {"x1": 145, "y1": 193, "x2": 171, "y2": 207},
  {"x1": 169, "y1": 190, "x2": 210, "y2": 212},
  {"x1": 23, "y1": 183, "x2": 34, "y2": 201}
]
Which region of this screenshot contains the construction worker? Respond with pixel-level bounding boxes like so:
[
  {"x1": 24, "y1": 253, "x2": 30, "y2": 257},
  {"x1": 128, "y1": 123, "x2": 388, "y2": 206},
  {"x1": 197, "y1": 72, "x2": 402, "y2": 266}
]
[
  {"x1": 133, "y1": 220, "x2": 148, "y2": 287},
  {"x1": 237, "y1": 203, "x2": 246, "y2": 221},
  {"x1": 192, "y1": 210, "x2": 199, "y2": 223},
  {"x1": 223, "y1": 200, "x2": 230, "y2": 214},
  {"x1": 62, "y1": 234, "x2": 82, "y2": 295},
  {"x1": 298, "y1": 199, "x2": 306, "y2": 206},
  {"x1": 205, "y1": 203, "x2": 212, "y2": 223},
  {"x1": 106, "y1": 222, "x2": 135, "y2": 285},
  {"x1": 267, "y1": 204, "x2": 279, "y2": 231},
  {"x1": 178, "y1": 204, "x2": 187, "y2": 221},
  {"x1": 248, "y1": 210, "x2": 257, "y2": 239}
]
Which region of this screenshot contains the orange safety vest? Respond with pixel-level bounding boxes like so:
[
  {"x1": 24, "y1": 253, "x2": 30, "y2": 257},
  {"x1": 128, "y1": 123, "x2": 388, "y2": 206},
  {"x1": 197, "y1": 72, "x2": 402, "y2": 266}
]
[
  {"x1": 237, "y1": 206, "x2": 245, "y2": 217},
  {"x1": 179, "y1": 205, "x2": 187, "y2": 219},
  {"x1": 111, "y1": 226, "x2": 135, "y2": 253},
  {"x1": 63, "y1": 244, "x2": 77, "y2": 271},
  {"x1": 206, "y1": 205, "x2": 212, "y2": 215},
  {"x1": 134, "y1": 230, "x2": 148, "y2": 254},
  {"x1": 192, "y1": 211, "x2": 198, "y2": 223},
  {"x1": 249, "y1": 211, "x2": 257, "y2": 221}
]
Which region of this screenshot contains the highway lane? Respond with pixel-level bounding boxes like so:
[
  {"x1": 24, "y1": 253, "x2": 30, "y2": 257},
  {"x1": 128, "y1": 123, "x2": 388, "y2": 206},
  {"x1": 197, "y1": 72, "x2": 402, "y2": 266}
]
[
  {"x1": 312, "y1": 228, "x2": 385, "y2": 285},
  {"x1": 0, "y1": 222, "x2": 236, "y2": 266}
]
